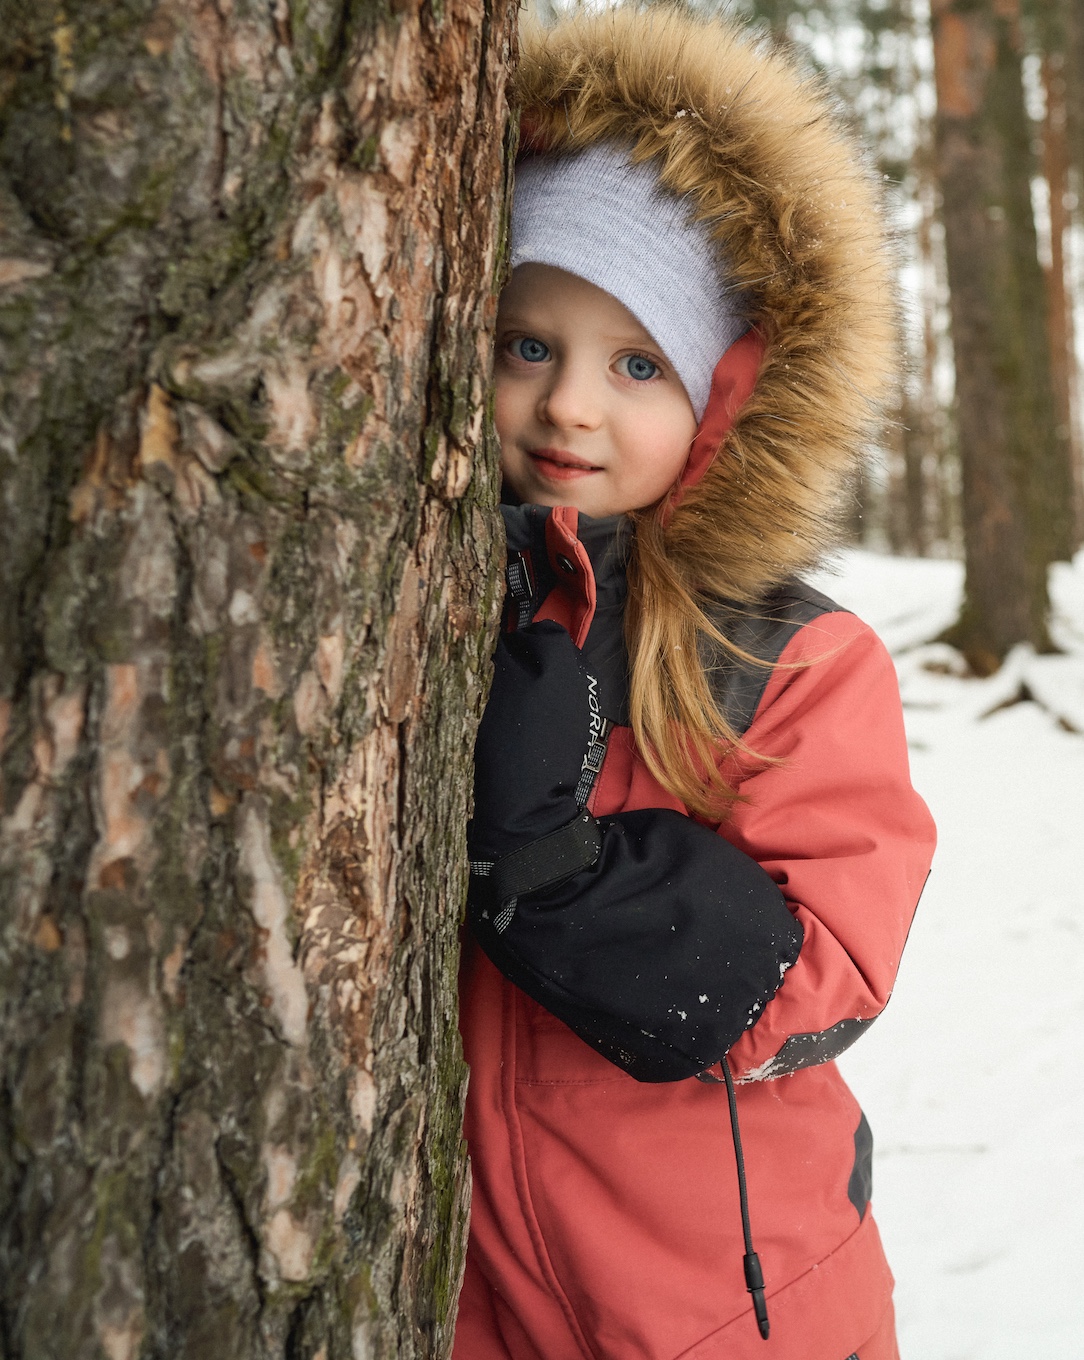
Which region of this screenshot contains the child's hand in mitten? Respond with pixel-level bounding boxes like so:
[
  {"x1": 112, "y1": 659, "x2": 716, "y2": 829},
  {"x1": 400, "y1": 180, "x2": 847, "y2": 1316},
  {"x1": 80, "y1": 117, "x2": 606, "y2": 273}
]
[
  {"x1": 469, "y1": 620, "x2": 593, "y2": 861},
  {"x1": 467, "y1": 621, "x2": 803, "y2": 1084}
]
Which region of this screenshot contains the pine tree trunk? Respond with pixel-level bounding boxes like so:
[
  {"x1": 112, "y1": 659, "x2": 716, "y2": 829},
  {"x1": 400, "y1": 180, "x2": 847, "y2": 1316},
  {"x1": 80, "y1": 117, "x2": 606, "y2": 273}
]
[
  {"x1": 932, "y1": 0, "x2": 1074, "y2": 673},
  {"x1": 0, "y1": 1, "x2": 515, "y2": 1356},
  {"x1": 1057, "y1": 0, "x2": 1084, "y2": 195},
  {"x1": 1041, "y1": 50, "x2": 1083, "y2": 545},
  {"x1": 915, "y1": 157, "x2": 951, "y2": 555},
  {"x1": 910, "y1": 0, "x2": 960, "y2": 558}
]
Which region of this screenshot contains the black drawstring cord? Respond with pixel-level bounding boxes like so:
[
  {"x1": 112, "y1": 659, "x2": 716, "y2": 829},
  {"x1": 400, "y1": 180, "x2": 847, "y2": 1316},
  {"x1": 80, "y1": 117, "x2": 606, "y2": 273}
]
[
  {"x1": 698, "y1": 1059, "x2": 771, "y2": 1340},
  {"x1": 722, "y1": 1059, "x2": 771, "y2": 1340}
]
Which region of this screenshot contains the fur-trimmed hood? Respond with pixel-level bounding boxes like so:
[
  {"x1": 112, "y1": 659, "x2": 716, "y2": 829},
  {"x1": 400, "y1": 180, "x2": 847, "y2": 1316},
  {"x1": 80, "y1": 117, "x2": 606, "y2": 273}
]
[{"x1": 514, "y1": 9, "x2": 895, "y2": 602}]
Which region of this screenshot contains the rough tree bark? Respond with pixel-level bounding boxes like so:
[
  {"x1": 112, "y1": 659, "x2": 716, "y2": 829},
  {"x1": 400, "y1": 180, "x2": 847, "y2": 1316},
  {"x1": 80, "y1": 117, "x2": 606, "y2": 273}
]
[
  {"x1": 0, "y1": 0, "x2": 514, "y2": 1356},
  {"x1": 932, "y1": 0, "x2": 1074, "y2": 673}
]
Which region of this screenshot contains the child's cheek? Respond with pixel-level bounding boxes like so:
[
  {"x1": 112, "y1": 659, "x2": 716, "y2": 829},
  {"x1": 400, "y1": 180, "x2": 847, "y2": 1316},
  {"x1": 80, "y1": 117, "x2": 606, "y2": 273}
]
[
  {"x1": 492, "y1": 396, "x2": 522, "y2": 496},
  {"x1": 493, "y1": 377, "x2": 526, "y2": 472},
  {"x1": 493, "y1": 376, "x2": 513, "y2": 448}
]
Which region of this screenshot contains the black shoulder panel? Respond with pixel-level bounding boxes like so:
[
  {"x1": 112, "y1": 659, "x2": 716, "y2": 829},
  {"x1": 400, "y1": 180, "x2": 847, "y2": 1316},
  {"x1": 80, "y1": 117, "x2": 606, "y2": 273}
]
[{"x1": 702, "y1": 578, "x2": 847, "y2": 737}]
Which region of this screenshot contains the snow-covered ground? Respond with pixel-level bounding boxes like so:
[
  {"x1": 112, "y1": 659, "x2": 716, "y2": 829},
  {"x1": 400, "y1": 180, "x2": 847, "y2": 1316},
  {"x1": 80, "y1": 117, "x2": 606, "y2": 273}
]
[{"x1": 810, "y1": 550, "x2": 1084, "y2": 1360}]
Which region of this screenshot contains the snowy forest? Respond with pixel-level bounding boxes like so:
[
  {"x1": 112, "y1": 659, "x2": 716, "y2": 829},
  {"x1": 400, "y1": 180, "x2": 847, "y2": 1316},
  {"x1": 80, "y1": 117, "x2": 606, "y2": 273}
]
[
  {"x1": 697, "y1": 0, "x2": 1084, "y2": 675},
  {"x1": 1, "y1": 0, "x2": 1082, "y2": 1358}
]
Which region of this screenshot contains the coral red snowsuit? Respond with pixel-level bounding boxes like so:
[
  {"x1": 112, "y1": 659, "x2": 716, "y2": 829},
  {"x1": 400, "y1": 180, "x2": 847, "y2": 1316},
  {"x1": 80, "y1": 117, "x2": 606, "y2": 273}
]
[{"x1": 455, "y1": 506, "x2": 935, "y2": 1360}]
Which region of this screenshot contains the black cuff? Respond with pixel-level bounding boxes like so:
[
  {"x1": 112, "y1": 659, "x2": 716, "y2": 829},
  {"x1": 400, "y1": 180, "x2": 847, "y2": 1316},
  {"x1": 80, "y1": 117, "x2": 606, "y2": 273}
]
[{"x1": 471, "y1": 812, "x2": 602, "y2": 906}]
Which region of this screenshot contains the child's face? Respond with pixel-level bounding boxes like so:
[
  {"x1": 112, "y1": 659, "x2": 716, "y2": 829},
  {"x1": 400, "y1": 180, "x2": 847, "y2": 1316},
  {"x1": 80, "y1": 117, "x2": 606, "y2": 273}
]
[{"x1": 494, "y1": 265, "x2": 698, "y2": 518}]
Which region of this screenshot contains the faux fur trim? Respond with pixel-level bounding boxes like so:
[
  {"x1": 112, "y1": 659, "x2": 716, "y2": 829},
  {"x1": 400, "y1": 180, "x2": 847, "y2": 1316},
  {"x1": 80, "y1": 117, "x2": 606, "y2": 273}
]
[{"x1": 515, "y1": 8, "x2": 896, "y2": 601}]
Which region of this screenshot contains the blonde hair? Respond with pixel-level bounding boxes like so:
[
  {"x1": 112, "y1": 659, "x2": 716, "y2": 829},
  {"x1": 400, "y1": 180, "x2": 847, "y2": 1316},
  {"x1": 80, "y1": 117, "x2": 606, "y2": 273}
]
[{"x1": 625, "y1": 490, "x2": 781, "y2": 823}]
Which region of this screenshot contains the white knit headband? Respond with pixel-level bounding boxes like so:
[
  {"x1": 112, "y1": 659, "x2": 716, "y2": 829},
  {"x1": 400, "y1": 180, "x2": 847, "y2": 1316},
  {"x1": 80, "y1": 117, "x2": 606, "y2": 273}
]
[{"x1": 510, "y1": 142, "x2": 747, "y2": 420}]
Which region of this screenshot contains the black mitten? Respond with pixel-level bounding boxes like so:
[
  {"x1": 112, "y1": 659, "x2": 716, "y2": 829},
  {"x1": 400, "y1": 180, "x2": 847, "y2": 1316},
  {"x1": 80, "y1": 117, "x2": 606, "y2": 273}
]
[{"x1": 472, "y1": 806, "x2": 803, "y2": 1081}]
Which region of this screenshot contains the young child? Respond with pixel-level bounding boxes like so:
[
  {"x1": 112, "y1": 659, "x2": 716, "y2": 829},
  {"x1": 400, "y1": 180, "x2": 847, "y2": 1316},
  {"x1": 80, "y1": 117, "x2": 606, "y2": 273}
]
[{"x1": 456, "y1": 11, "x2": 936, "y2": 1360}]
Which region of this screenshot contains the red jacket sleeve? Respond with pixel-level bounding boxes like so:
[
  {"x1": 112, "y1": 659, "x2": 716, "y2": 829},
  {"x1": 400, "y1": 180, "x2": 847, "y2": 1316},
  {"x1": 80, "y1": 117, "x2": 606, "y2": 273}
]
[{"x1": 718, "y1": 609, "x2": 936, "y2": 1081}]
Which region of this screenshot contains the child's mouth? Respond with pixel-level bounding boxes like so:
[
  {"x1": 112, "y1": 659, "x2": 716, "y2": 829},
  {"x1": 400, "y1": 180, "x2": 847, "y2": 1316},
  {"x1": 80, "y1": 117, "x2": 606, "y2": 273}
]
[{"x1": 528, "y1": 448, "x2": 602, "y2": 481}]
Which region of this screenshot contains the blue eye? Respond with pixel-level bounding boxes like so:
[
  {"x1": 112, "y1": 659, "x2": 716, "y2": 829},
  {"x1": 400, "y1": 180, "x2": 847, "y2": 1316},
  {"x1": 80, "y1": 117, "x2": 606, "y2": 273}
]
[
  {"x1": 617, "y1": 353, "x2": 660, "y2": 382},
  {"x1": 510, "y1": 336, "x2": 550, "y2": 363}
]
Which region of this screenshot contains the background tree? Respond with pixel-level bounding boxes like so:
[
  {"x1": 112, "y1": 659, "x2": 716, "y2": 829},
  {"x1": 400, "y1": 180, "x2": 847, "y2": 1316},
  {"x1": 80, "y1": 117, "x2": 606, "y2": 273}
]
[
  {"x1": 932, "y1": 0, "x2": 1075, "y2": 672},
  {"x1": 1028, "y1": 0, "x2": 1084, "y2": 543},
  {"x1": 0, "y1": 0, "x2": 514, "y2": 1356}
]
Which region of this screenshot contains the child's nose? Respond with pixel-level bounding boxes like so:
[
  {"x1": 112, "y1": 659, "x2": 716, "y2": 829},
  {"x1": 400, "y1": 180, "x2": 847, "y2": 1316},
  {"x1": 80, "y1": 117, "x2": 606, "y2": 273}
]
[{"x1": 537, "y1": 367, "x2": 602, "y2": 430}]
